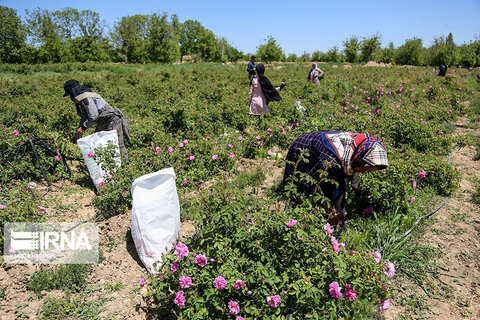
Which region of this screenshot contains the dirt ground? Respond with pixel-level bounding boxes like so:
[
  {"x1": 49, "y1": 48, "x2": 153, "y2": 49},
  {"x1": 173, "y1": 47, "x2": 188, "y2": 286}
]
[
  {"x1": 1, "y1": 119, "x2": 479, "y2": 319},
  {"x1": 385, "y1": 117, "x2": 480, "y2": 320}
]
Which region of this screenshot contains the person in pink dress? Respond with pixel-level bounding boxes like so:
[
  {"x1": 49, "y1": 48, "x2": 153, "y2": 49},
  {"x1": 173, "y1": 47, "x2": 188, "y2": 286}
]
[{"x1": 249, "y1": 64, "x2": 285, "y2": 115}]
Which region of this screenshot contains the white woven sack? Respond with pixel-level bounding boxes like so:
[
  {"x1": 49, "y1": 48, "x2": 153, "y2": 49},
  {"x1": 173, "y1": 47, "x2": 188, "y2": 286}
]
[
  {"x1": 77, "y1": 130, "x2": 121, "y2": 188},
  {"x1": 131, "y1": 168, "x2": 180, "y2": 273}
]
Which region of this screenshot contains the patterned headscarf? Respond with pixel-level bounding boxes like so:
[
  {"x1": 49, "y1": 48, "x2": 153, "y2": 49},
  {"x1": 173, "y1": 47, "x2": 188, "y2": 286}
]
[{"x1": 321, "y1": 131, "x2": 388, "y2": 175}]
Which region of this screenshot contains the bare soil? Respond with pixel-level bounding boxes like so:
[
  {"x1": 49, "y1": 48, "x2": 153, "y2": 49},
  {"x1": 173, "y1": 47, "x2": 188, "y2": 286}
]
[
  {"x1": 1, "y1": 119, "x2": 479, "y2": 319},
  {"x1": 385, "y1": 117, "x2": 480, "y2": 320}
]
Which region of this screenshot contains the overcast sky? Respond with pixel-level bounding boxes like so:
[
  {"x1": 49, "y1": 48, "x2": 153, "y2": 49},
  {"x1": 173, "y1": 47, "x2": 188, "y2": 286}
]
[{"x1": 2, "y1": 0, "x2": 479, "y2": 55}]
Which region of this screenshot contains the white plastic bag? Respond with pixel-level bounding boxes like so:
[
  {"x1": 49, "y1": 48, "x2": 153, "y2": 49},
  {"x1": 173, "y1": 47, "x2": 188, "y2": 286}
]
[
  {"x1": 77, "y1": 130, "x2": 121, "y2": 188},
  {"x1": 131, "y1": 167, "x2": 181, "y2": 273}
]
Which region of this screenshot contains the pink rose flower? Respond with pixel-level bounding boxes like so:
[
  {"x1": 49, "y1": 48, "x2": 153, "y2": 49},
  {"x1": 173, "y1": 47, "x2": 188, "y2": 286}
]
[
  {"x1": 174, "y1": 291, "x2": 186, "y2": 307},
  {"x1": 383, "y1": 262, "x2": 396, "y2": 278},
  {"x1": 212, "y1": 154, "x2": 218, "y2": 160},
  {"x1": 168, "y1": 147, "x2": 174, "y2": 152},
  {"x1": 324, "y1": 223, "x2": 334, "y2": 235},
  {"x1": 409, "y1": 196, "x2": 416, "y2": 203},
  {"x1": 87, "y1": 152, "x2": 94, "y2": 158},
  {"x1": 228, "y1": 301, "x2": 240, "y2": 315},
  {"x1": 195, "y1": 254, "x2": 207, "y2": 267},
  {"x1": 329, "y1": 282, "x2": 342, "y2": 298},
  {"x1": 256, "y1": 136, "x2": 261, "y2": 140},
  {"x1": 155, "y1": 146, "x2": 161, "y2": 153},
  {"x1": 267, "y1": 150, "x2": 273, "y2": 156},
  {"x1": 286, "y1": 219, "x2": 298, "y2": 227},
  {"x1": 344, "y1": 284, "x2": 357, "y2": 302},
  {"x1": 139, "y1": 278, "x2": 145, "y2": 287},
  {"x1": 229, "y1": 152, "x2": 235, "y2": 159},
  {"x1": 183, "y1": 139, "x2": 188, "y2": 144},
  {"x1": 412, "y1": 181, "x2": 417, "y2": 190},
  {"x1": 55, "y1": 155, "x2": 61, "y2": 161},
  {"x1": 379, "y1": 299, "x2": 391, "y2": 312},
  {"x1": 233, "y1": 280, "x2": 245, "y2": 290},
  {"x1": 418, "y1": 171, "x2": 426, "y2": 178},
  {"x1": 373, "y1": 250, "x2": 382, "y2": 264},
  {"x1": 228, "y1": 144, "x2": 233, "y2": 148},
  {"x1": 0, "y1": 204, "x2": 6, "y2": 209},
  {"x1": 266, "y1": 295, "x2": 281, "y2": 307},
  {"x1": 98, "y1": 181, "x2": 105, "y2": 187},
  {"x1": 237, "y1": 166, "x2": 242, "y2": 172},
  {"x1": 189, "y1": 155, "x2": 195, "y2": 161},
  {"x1": 13, "y1": 130, "x2": 19, "y2": 136},
  {"x1": 213, "y1": 276, "x2": 227, "y2": 290},
  {"x1": 179, "y1": 142, "x2": 184, "y2": 148},
  {"x1": 238, "y1": 136, "x2": 243, "y2": 141},
  {"x1": 171, "y1": 261, "x2": 179, "y2": 273},
  {"x1": 175, "y1": 243, "x2": 189, "y2": 259},
  {"x1": 179, "y1": 276, "x2": 193, "y2": 289},
  {"x1": 331, "y1": 236, "x2": 339, "y2": 254}
]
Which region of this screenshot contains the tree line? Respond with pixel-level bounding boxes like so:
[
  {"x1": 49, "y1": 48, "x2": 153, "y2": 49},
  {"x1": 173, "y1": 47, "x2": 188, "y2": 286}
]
[
  {"x1": 1, "y1": 6, "x2": 479, "y2": 67},
  {"x1": 0, "y1": 6, "x2": 243, "y2": 64},
  {"x1": 257, "y1": 34, "x2": 480, "y2": 67}
]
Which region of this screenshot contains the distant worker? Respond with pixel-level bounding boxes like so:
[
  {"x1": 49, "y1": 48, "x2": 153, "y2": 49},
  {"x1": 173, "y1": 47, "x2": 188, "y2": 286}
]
[
  {"x1": 283, "y1": 131, "x2": 388, "y2": 227},
  {"x1": 63, "y1": 79, "x2": 131, "y2": 161},
  {"x1": 247, "y1": 55, "x2": 257, "y2": 80},
  {"x1": 249, "y1": 64, "x2": 286, "y2": 115},
  {"x1": 307, "y1": 63, "x2": 324, "y2": 85},
  {"x1": 438, "y1": 62, "x2": 448, "y2": 77}
]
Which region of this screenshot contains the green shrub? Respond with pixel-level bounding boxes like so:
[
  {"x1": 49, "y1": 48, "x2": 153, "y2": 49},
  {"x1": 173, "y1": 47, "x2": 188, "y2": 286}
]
[{"x1": 28, "y1": 264, "x2": 92, "y2": 294}]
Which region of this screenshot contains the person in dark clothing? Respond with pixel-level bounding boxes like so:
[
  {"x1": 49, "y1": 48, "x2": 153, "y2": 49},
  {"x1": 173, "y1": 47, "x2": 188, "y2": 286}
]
[
  {"x1": 63, "y1": 79, "x2": 131, "y2": 161},
  {"x1": 247, "y1": 55, "x2": 257, "y2": 80},
  {"x1": 438, "y1": 62, "x2": 447, "y2": 76},
  {"x1": 283, "y1": 131, "x2": 388, "y2": 226},
  {"x1": 255, "y1": 64, "x2": 286, "y2": 105}
]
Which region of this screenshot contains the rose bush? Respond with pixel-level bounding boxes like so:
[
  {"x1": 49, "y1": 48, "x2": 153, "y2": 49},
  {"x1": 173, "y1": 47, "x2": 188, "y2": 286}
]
[{"x1": 0, "y1": 63, "x2": 476, "y2": 317}]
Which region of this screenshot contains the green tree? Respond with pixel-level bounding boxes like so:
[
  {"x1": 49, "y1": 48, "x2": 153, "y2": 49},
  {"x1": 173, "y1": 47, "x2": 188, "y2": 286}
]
[
  {"x1": 445, "y1": 33, "x2": 459, "y2": 66},
  {"x1": 256, "y1": 36, "x2": 283, "y2": 62},
  {"x1": 299, "y1": 51, "x2": 311, "y2": 62},
  {"x1": 55, "y1": 8, "x2": 108, "y2": 62},
  {"x1": 324, "y1": 46, "x2": 341, "y2": 62},
  {"x1": 111, "y1": 14, "x2": 149, "y2": 63},
  {"x1": 343, "y1": 36, "x2": 360, "y2": 63},
  {"x1": 0, "y1": 6, "x2": 27, "y2": 63},
  {"x1": 218, "y1": 37, "x2": 243, "y2": 62},
  {"x1": 395, "y1": 38, "x2": 425, "y2": 66},
  {"x1": 377, "y1": 42, "x2": 395, "y2": 64},
  {"x1": 311, "y1": 50, "x2": 323, "y2": 62},
  {"x1": 458, "y1": 41, "x2": 478, "y2": 68},
  {"x1": 147, "y1": 12, "x2": 180, "y2": 63},
  {"x1": 25, "y1": 7, "x2": 69, "y2": 62},
  {"x1": 179, "y1": 20, "x2": 220, "y2": 62},
  {"x1": 360, "y1": 34, "x2": 381, "y2": 62},
  {"x1": 52, "y1": 7, "x2": 80, "y2": 41},
  {"x1": 287, "y1": 53, "x2": 298, "y2": 62}
]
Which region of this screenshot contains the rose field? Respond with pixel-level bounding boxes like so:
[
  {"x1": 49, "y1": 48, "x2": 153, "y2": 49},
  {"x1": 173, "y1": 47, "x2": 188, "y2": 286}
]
[{"x1": 1, "y1": 62, "x2": 480, "y2": 319}]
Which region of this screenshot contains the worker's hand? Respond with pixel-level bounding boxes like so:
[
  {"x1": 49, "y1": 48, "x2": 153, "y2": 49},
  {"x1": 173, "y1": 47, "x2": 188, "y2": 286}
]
[{"x1": 72, "y1": 127, "x2": 84, "y2": 143}]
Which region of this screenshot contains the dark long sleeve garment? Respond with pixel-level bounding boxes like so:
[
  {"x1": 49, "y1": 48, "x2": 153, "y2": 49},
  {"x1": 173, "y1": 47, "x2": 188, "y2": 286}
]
[
  {"x1": 247, "y1": 61, "x2": 256, "y2": 75},
  {"x1": 283, "y1": 131, "x2": 346, "y2": 201}
]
